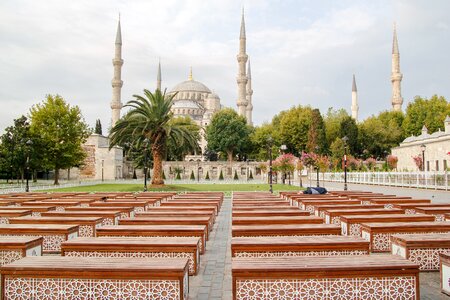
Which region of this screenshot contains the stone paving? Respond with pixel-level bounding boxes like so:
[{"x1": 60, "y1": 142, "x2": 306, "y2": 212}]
[
  {"x1": 190, "y1": 196, "x2": 232, "y2": 299},
  {"x1": 189, "y1": 189, "x2": 450, "y2": 299}
]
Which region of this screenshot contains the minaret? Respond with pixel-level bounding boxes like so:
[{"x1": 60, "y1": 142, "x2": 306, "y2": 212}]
[
  {"x1": 391, "y1": 23, "x2": 403, "y2": 111},
  {"x1": 110, "y1": 18, "x2": 123, "y2": 128},
  {"x1": 156, "y1": 59, "x2": 161, "y2": 91},
  {"x1": 351, "y1": 74, "x2": 359, "y2": 121},
  {"x1": 236, "y1": 9, "x2": 248, "y2": 118},
  {"x1": 246, "y1": 59, "x2": 253, "y2": 126}
]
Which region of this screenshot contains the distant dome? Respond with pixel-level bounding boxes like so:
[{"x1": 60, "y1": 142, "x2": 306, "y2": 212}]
[
  {"x1": 172, "y1": 100, "x2": 202, "y2": 109},
  {"x1": 170, "y1": 79, "x2": 211, "y2": 94}
]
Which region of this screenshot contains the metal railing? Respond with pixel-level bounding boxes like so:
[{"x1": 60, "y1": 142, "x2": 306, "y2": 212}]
[{"x1": 321, "y1": 171, "x2": 450, "y2": 191}]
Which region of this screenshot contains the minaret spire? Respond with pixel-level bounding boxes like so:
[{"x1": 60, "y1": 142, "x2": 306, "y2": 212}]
[
  {"x1": 111, "y1": 18, "x2": 124, "y2": 129},
  {"x1": 391, "y1": 22, "x2": 403, "y2": 111},
  {"x1": 156, "y1": 59, "x2": 161, "y2": 91},
  {"x1": 236, "y1": 8, "x2": 248, "y2": 118},
  {"x1": 246, "y1": 59, "x2": 253, "y2": 126},
  {"x1": 351, "y1": 74, "x2": 359, "y2": 121}
]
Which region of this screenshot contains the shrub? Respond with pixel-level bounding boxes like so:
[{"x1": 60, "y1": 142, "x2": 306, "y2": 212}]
[
  {"x1": 219, "y1": 170, "x2": 224, "y2": 180},
  {"x1": 249, "y1": 170, "x2": 253, "y2": 180},
  {"x1": 205, "y1": 171, "x2": 210, "y2": 180},
  {"x1": 234, "y1": 170, "x2": 239, "y2": 180},
  {"x1": 190, "y1": 170, "x2": 195, "y2": 180}
]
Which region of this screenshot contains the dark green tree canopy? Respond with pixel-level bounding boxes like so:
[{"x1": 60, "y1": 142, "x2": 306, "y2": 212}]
[
  {"x1": 94, "y1": 119, "x2": 103, "y2": 135},
  {"x1": 205, "y1": 108, "x2": 251, "y2": 162},
  {"x1": 306, "y1": 108, "x2": 327, "y2": 154}
]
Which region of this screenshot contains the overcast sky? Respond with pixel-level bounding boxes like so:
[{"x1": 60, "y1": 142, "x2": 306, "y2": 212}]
[{"x1": 0, "y1": 0, "x2": 449, "y2": 133}]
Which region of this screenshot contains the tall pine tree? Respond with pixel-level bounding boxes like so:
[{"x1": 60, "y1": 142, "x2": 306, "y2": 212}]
[
  {"x1": 94, "y1": 119, "x2": 103, "y2": 135},
  {"x1": 306, "y1": 109, "x2": 327, "y2": 153}
]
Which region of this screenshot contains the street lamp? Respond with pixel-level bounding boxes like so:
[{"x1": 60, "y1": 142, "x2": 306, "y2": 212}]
[
  {"x1": 420, "y1": 144, "x2": 426, "y2": 172},
  {"x1": 143, "y1": 138, "x2": 149, "y2": 191},
  {"x1": 280, "y1": 145, "x2": 287, "y2": 184},
  {"x1": 342, "y1": 136, "x2": 349, "y2": 191},
  {"x1": 315, "y1": 146, "x2": 320, "y2": 187},
  {"x1": 101, "y1": 160, "x2": 104, "y2": 182},
  {"x1": 25, "y1": 139, "x2": 33, "y2": 193},
  {"x1": 197, "y1": 161, "x2": 200, "y2": 182},
  {"x1": 267, "y1": 136, "x2": 273, "y2": 193}
]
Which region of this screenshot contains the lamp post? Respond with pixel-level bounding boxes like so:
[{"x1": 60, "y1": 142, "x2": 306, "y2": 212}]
[
  {"x1": 197, "y1": 161, "x2": 200, "y2": 182},
  {"x1": 420, "y1": 144, "x2": 426, "y2": 172},
  {"x1": 25, "y1": 139, "x2": 32, "y2": 193},
  {"x1": 101, "y1": 160, "x2": 104, "y2": 182},
  {"x1": 280, "y1": 145, "x2": 287, "y2": 184},
  {"x1": 315, "y1": 146, "x2": 320, "y2": 187},
  {"x1": 143, "y1": 138, "x2": 149, "y2": 192},
  {"x1": 267, "y1": 136, "x2": 273, "y2": 193},
  {"x1": 342, "y1": 136, "x2": 349, "y2": 191}
]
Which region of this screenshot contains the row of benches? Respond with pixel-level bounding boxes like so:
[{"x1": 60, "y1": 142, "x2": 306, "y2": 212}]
[
  {"x1": 231, "y1": 190, "x2": 450, "y2": 299},
  {"x1": 0, "y1": 191, "x2": 224, "y2": 300}
]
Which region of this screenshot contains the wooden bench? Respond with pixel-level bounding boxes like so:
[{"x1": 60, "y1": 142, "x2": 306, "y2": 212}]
[
  {"x1": 232, "y1": 255, "x2": 419, "y2": 300},
  {"x1": 361, "y1": 221, "x2": 450, "y2": 252},
  {"x1": 61, "y1": 236, "x2": 201, "y2": 275},
  {"x1": 392, "y1": 203, "x2": 450, "y2": 214},
  {"x1": 231, "y1": 235, "x2": 369, "y2": 258},
  {"x1": 341, "y1": 213, "x2": 434, "y2": 236},
  {"x1": 232, "y1": 224, "x2": 341, "y2": 237},
  {"x1": 10, "y1": 216, "x2": 103, "y2": 237},
  {"x1": 0, "y1": 205, "x2": 57, "y2": 217},
  {"x1": 299, "y1": 199, "x2": 362, "y2": 214},
  {"x1": 0, "y1": 210, "x2": 32, "y2": 224},
  {"x1": 43, "y1": 198, "x2": 97, "y2": 207},
  {"x1": 163, "y1": 201, "x2": 221, "y2": 212},
  {"x1": 362, "y1": 198, "x2": 431, "y2": 208},
  {"x1": 391, "y1": 233, "x2": 450, "y2": 271},
  {"x1": 0, "y1": 237, "x2": 43, "y2": 266},
  {"x1": 324, "y1": 208, "x2": 403, "y2": 225},
  {"x1": 440, "y1": 252, "x2": 450, "y2": 295},
  {"x1": 232, "y1": 209, "x2": 309, "y2": 217},
  {"x1": 137, "y1": 210, "x2": 216, "y2": 225},
  {"x1": 0, "y1": 256, "x2": 189, "y2": 300},
  {"x1": 20, "y1": 201, "x2": 82, "y2": 211},
  {"x1": 64, "y1": 206, "x2": 135, "y2": 218},
  {"x1": 42, "y1": 210, "x2": 121, "y2": 226},
  {"x1": 119, "y1": 216, "x2": 213, "y2": 237},
  {"x1": 314, "y1": 204, "x2": 385, "y2": 217},
  {"x1": 414, "y1": 207, "x2": 450, "y2": 221},
  {"x1": 0, "y1": 224, "x2": 78, "y2": 253},
  {"x1": 97, "y1": 225, "x2": 208, "y2": 254},
  {"x1": 90, "y1": 201, "x2": 148, "y2": 213},
  {"x1": 230, "y1": 206, "x2": 298, "y2": 211},
  {"x1": 232, "y1": 216, "x2": 323, "y2": 226},
  {"x1": 149, "y1": 205, "x2": 218, "y2": 216}
]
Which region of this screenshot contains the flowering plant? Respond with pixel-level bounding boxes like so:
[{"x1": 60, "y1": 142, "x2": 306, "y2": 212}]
[
  {"x1": 387, "y1": 155, "x2": 398, "y2": 170},
  {"x1": 365, "y1": 157, "x2": 376, "y2": 170},
  {"x1": 300, "y1": 152, "x2": 318, "y2": 168},
  {"x1": 412, "y1": 155, "x2": 423, "y2": 171},
  {"x1": 274, "y1": 153, "x2": 297, "y2": 173}
]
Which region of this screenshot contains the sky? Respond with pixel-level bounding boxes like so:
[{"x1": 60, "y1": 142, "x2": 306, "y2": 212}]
[{"x1": 0, "y1": 0, "x2": 449, "y2": 133}]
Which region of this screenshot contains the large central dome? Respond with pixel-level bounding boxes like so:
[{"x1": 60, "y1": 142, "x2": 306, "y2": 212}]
[{"x1": 170, "y1": 79, "x2": 211, "y2": 94}]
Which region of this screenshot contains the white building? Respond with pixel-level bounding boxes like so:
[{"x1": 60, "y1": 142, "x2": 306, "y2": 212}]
[{"x1": 392, "y1": 116, "x2": 450, "y2": 171}]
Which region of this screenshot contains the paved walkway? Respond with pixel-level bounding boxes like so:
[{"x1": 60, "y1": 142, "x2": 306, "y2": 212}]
[{"x1": 189, "y1": 196, "x2": 232, "y2": 299}]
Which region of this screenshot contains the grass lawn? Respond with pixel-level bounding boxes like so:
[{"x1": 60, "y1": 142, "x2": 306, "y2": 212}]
[{"x1": 44, "y1": 183, "x2": 302, "y2": 193}]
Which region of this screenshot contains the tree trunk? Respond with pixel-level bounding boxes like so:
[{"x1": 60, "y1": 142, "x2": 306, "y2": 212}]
[
  {"x1": 151, "y1": 148, "x2": 164, "y2": 185},
  {"x1": 227, "y1": 151, "x2": 233, "y2": 163},
  {"x1": 54, "y1": 168, "x2": 60, "y2": 185}
]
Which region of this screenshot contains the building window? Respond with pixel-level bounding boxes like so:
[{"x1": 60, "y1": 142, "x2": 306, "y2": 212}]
[
  {"x1": 444, "y1": 160, "x2": 448, "y2": 170},
  {"x1": 256, "y1": 167, "x2": 261, "y2": 175},
  {"x1": 436, "y1": 160, "x2": 439, "y2": 171},
  {"x1": 427, "y1": 161, "x2": 430, "y2": 171},
  {"x1": 241, "y1": 167, "x2": 246, "y2": 175},
  {"x1": 211, "y1": 167, "x2": 217, "y2": 176}
]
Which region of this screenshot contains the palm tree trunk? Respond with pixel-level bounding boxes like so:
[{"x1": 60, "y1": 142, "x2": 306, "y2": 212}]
[
  {"x1": 227, "y1": 150, "x2": 233, "y2": 163},
  {"x1": 151, "y1": 147, "x2": 164, "y2": 185}
]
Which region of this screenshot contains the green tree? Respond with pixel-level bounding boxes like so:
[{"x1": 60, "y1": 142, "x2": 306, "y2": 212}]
[
  {"x1": 29, "y1": 95, "x2": 90, "y2": 185},
  {"x1": 358, "y1": 110, "x2": 405, "y2": 158},
  {"x1": 94, "y1": 119, "x2": 103, "y2": 135},
  {"x1": 190, "y1": 170, "x2": 195, "y2": 180},
  {"x1": 109, "y1": 89, "x2": 199, "y2": 185},
  {"x1": 330, "y1": 137, "x2": 345, "y2": 170},
  {"x1": 219, "y1": 169, "x2": 224, "y2": 180},
  {"x1": 324, "y1": 108, "x2": 350, "y2": 149},
  {"x1": 306, "y1": 109, "x2": 327, "y2": 153},
  {"x1": 339, "y1": 116, "x2": 359, "y2": 155},
  {"x1": 402, "y1": 95, "x2": 450, "y2": 136},
  {"x1": 205, "y1": 171, "x2": 210, "y2": 180},
  {"x1": 249, "y1": 123, "x2": 277, "y2": 161},
  {"x1": 278, "y1": 105, "x2": 313, "y2": 154},
  {"x1": 206, "y1": 108, "x2": 251, "y2": 162}
]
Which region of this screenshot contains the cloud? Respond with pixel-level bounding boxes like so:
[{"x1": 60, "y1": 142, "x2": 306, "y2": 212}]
[{"x1": 0, "y1": 0, "x2": 449, "y2": 133}]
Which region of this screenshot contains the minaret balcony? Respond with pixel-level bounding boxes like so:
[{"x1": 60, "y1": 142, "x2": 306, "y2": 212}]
[
  {"x1": 112, "y1": 58, "x2": 124, "y2": 66},
  {"x1": 391, "y1": 74, "x2": 403, "y2": 81},
  {"x1": 111, "y1": 79, "x2": 123, "y2": 87}
]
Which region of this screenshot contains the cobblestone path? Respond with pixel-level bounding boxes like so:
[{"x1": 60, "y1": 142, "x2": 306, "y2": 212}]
[{"x1": 189, "y1": 196, "x2": 232, "y2": 299}]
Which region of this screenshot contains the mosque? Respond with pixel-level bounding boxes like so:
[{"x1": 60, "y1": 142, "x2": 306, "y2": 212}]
[{"x1": 74, "y1": 15, "x2": 406, "y2": 181}]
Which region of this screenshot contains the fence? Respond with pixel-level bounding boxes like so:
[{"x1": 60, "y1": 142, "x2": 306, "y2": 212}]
[{"x1": 321, "y1": 171, "x2": 450, "y2": 191}]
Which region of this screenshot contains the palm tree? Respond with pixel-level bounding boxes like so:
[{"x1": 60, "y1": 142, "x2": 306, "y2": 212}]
[{"x1": 109, "y1": 89, "x2": 199, "y2": 185}]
